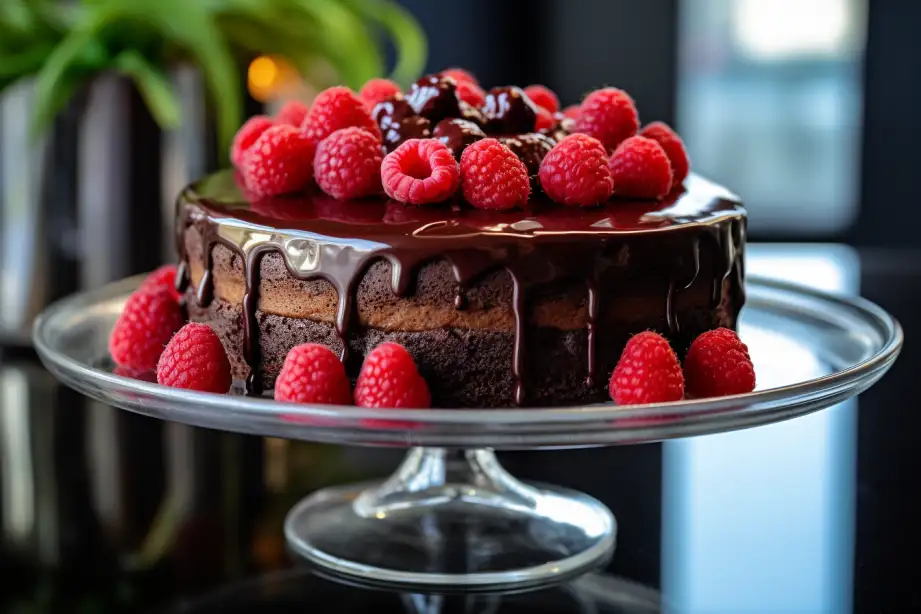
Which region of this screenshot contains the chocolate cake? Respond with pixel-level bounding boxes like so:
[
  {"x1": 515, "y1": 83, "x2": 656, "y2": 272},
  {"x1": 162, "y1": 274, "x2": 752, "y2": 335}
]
[{"x1": 175, "y1": 171, "x2": 746, "y2": 407}]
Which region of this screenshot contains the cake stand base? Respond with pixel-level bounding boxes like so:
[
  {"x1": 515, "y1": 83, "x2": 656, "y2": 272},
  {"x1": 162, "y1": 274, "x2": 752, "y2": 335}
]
[{"x1": 284, "y1": 447, "x2": 616, "y2": 590}]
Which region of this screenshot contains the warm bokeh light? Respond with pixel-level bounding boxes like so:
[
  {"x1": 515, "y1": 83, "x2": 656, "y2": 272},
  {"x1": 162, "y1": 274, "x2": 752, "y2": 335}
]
[
  {"x1": 248, "y1": 55, "x2": 280, "y2": 101},
  {"x1": 248, "y1": 55, "x2": 311, "y2": 105}
]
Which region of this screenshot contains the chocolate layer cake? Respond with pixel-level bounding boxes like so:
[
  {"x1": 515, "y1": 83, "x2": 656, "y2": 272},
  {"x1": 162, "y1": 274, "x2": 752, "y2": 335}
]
[{"x1": 175, "y1": 171, "x2": 745, "y2": 407}]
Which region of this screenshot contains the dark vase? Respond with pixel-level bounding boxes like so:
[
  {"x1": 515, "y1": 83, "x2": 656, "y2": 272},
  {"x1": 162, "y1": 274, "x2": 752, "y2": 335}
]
[{"x1": 0, "y1": 71, "x2": 271, "y2": 609}]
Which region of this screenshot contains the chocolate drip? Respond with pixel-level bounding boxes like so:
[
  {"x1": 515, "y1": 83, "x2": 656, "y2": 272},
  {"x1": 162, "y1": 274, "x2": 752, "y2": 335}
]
[
  {"x1": 175, "y1": 171, "x2": 746, "y2": 405},
  {"x1": 332, "y1": 275, "x2": 353, "y2": 363},
  {"x1": 242, "y1": 246, "x2": 270, "y2": 394},
  {"x1": 708, "y1": 221, "x2": 738, "y2": 308},
  {"x1": 510, "y1": 274, "x2": 525, "y2": 405},
  {"x1": 175, "y1": 260, "x2": 191, "y2": 321},
  {"x1": 585, "y1": 279, "x2": 599, "y2": 388},
  {"x1": 175, "y1": 261, "x2": 190, "y2": 293},
  {"x1": 666, "y1": 237, "x2": 701, "y2": 335}
]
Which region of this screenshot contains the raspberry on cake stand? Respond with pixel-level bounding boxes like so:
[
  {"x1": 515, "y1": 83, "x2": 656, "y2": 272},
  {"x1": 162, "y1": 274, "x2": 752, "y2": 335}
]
[{"x1": 33, "y1": 273, "x2": 901, "y2": 590}]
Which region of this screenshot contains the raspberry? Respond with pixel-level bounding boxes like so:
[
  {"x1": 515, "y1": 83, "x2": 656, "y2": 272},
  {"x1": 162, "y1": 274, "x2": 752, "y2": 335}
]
[
  {"x1": 460, "y1": 138, "x2": 530, "y2": 210},
  {"x1": 684, "y1": 328, "x2": 756, "y2": 398},
  {"x1": 275, "y1": 100, "x2": 309, "y2": 127},
  {"x1": 359, "y1": 78, "x2": 402, "y2": 109},
  {"x1": 230, "y1": 115, "x2": 273, "y2": 168},
  {"x1": 608, "y1": 136, "x2": 673, "y2": 199},
  {"x1": 574, "y1": 87, "x2": 639, "y2": 151},
  {"x1": 538, "y1": 133, "x2": 613, "y2": 206},
  {"x1": 609, "y1": 331, "x2": 684, "y2": 405},
  {"x1": 313, "y1": 127, "x2": 383, "y2": 199},
  {"x1": 562, "y1": 104, "x2": 581, "y2": 121},
  {"x1": 156, "y1": 323, "x2": 232, "y2": 393},
  {"x1": 242, "y1": 125, "x2": 316, "y2": 196},
  {"x1": 354, "y1": 342, "x2": 431, "y2": 408},
  {"x1": 535, "y1": 106, "x2": 556, "y2": 132},
  {"x1": 275, "y1": 343, "x2": 352, "y2": 405},
  {"x1": 523, "y1": 84, "x2": 560, "y2": 113},
  {"x1": 456, "y1": 80, "x2": 487, "y2": 108},
  {"x1": 639, "y1": 121, "x2": 690, "y2": 187},
  {"x1": 139, "y1": 264, "x2": 181, "y2": 301},
  {"x1": 381, "y1": 138, "x2": 460, "y2": 205},
  {"x1": 303, "y1": 86, "x2": 380, "y2": 144},
  {"x1": 439, "y1": 68, "x2": 478, "y2": 87},
  {"x1": 109, "y1": 287, "x2": 183, "y2": 372}
]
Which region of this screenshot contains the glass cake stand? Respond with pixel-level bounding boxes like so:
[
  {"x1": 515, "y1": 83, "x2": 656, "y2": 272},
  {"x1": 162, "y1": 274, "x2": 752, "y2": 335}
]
[{"x1": 33, "y1": 275, "x2": 902, "y2": 590}]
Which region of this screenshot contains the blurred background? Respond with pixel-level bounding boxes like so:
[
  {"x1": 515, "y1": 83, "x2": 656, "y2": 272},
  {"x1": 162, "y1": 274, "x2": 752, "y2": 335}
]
[{"x1": 1, "y1": 0, "x2": 919, "y2": 612}]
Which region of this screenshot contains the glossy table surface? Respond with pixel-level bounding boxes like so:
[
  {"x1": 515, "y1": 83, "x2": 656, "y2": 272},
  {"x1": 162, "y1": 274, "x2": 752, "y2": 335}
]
[{"x1": 0, "y1": 244, "x2": 918, "y2": 613}]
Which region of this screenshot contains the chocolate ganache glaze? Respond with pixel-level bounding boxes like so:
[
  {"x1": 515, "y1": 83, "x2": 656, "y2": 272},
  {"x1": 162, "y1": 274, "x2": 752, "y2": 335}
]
[{"x1": 176, "y1": 171, "x2": 746, "y2": 407}]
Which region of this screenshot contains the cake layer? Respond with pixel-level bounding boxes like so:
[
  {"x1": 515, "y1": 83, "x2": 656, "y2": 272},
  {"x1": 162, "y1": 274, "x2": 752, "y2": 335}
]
[
  {"x1": 182, "y1": 231, "x2": 724, "y2": 331},
  {"x1": 187, "y1": 296, "x2": 733, "y2": 407},
  {"x1": 176, "y1": 170, "x2": 746, "y2": 406}
]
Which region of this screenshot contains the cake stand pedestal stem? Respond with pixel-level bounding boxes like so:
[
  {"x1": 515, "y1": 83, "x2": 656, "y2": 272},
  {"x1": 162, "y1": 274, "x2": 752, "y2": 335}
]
[{"x1": 284, "y1": 446, "x2": 616, "y2": 589}]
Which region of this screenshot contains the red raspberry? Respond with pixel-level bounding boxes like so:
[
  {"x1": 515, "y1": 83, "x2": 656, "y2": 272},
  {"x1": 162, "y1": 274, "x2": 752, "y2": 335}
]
[
  {"x1": 275, "y1": 100, "x2": 309, "y2": 127},
  {"x1": 639, "y1": 121, "x2": 690, "y2": 187},
  {"x1": 381, "y1": 138, "x2": 460, "y2": 205},
  {"x1": 303, "y1": 86, "x2": 380, "y2": 144},
  {"x1": 242, "y1": 124, "x2": 315, "y2": 196},
  {"x1": 524, "y1": 85, "x2": 560, "y2": 113},
  {"x1": 535, "y1": 106, "x2": 556, "y2": 131},
  {"x1": 275, "y1": 343, "x2": 352, "y2": 405},
  {"x1": 230, "y1": 115, "x2": 273, "y2": 168},
  {"x1": 439, "y1": 68, "x2": 478, "y2": 87},
  {"x1": 609, "y1": 331, "x2": 685, "y2": 405},
  {"x1": 314, "y1": 127, "x2": 383, "y2": 199},
  {"x1": 456, "y1": 81, "x2": 486, "y2": 108},
  {"x1": 608, "y1": 136, "x2": 673, "y2": 199},
  {"x1": 156, "y1": 323, "x2": 232, "y2": 393},
  {"x1": 359, "y1": 78, "x2": 402, "y2": 109},
  {"x1": 109, "y1": 287, "x2": 183, "y2": 372},
  {"x1": 139, "y1": 264, "x2": 181, "y2": 301},
  {"x1": 354, "y1": 342, "x2": 431, "y2": 408},
  {"x1": 684, "y1": 328, "x2": 756, "y2": 398},
  {"x1": 460, "y1": 138, "x2": 530, "y2": 210},
  {"x1": 562, "y1": 104, "x2": 581, "y2": 120},
  {"x1": 538, "y1": 133, "x2": 613, "y2": 206},
  {"x1": 574, "y1": 87, "x2": 639, "y2": 152}
]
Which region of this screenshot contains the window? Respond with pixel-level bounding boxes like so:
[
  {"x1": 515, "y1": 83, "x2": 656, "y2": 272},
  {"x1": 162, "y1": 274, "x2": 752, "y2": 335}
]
[{"x1": 678, "y1": 0, "x2": 867, "y2": 236}]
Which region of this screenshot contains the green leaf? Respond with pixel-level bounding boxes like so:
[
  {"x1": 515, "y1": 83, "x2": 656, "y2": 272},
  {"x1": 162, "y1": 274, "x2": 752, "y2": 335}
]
[
  {"x1": 0, "y1": 43, "x2": 52, "y2": 80},
  {"x1": 30, "y1": 71, "x2": 84, "y2": 137},
  {"x1": 286, "y1": 0, "x2": 384, "y2": 87},
  {"x1": 347, "y1": 0, "x2": 427, "y2": 87},
  {"x1": 114, "y1": 50, "x2": 181, "y2": 129},
  {"x1": 102, "y1": 0, "x2": 242, "y2": 158},
  {"x1": 216, "y1": 16, "x2": 322, "y2": 77},
  {"x1": 30, "y1": 14, "x2": 109, "y2": 137},
  {"x1": 0, "y1": 0, "x2": 35, "y2": 34}
]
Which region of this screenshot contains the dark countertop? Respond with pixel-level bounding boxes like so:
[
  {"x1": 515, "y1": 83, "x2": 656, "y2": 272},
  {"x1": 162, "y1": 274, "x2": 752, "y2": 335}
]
[{"x1": 0, "y1": 244, "x2": 917, "y2": 613}]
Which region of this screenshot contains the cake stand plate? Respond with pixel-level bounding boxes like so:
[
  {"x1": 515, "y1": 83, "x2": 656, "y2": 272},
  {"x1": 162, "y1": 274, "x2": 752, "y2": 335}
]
[{"x1": 33, "y1": 275, "x2": 902, "y2": 590}]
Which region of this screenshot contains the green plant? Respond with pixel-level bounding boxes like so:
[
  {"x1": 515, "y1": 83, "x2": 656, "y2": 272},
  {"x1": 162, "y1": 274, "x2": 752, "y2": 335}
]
[{"x1": 0, "y1": 0, "x2": 426, "y2": 154}]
